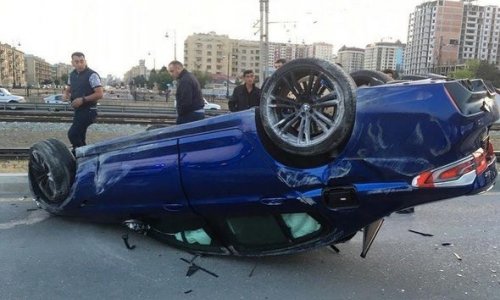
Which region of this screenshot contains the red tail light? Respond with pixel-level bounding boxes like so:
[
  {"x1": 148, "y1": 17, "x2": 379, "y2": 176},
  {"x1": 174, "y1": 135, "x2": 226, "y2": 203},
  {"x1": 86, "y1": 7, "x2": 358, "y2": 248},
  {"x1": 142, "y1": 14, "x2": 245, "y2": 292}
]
[{"x1": 412, "y1": 142, "x2": 495, "y2": 188}]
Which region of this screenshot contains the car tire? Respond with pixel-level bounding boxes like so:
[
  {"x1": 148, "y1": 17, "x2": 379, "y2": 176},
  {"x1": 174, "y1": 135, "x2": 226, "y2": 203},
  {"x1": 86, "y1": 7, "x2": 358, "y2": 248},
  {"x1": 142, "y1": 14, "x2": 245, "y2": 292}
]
[
  {"x1": 260, "y1": 58, "x2": 357, "y2": 156},
  {"x1": 28, "y1": 139, "x2": 75, "y2": 212},
  {"x1": 349, "y1": 70, "x2": 391, "y2": 87},
  {"x1": 8, "y1": 100, "x2": 18, "y2": 110}
]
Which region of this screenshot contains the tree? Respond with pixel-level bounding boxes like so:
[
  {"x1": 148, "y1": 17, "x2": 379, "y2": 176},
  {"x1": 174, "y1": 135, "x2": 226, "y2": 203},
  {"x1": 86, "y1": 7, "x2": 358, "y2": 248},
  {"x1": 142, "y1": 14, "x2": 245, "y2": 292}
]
[
  {"x1": 153, "y1": 67, "x2": 173, "y2": 91},
  {"x1": 476, "y1": 61, "x2": 500, "y2": 87},
  {"x1": 147, "y1": 69, "x2": 157, "y2": 90},
  {"x1": 192, "y1": 70, "x2": 211, "y2": 88},
  {"x1": 133, "y1": 75, "x2": 146, "y2": 87},
  {"x1": 449, "y1": 60, "x2": 500, "y2": 87},
  {"x1": 449, "y1": 59, "x2": 479, "y2": 79},
  {"x1": 61, "y1": 74, "x2": 69, "y2": 86}
]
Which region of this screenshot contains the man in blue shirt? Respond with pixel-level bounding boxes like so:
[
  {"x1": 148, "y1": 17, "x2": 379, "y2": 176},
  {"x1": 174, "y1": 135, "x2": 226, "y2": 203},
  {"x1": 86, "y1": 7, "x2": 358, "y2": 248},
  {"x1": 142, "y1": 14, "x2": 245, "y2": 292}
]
[{"x1": 63, "y1": 52, "x2": 103, "y2": 153}]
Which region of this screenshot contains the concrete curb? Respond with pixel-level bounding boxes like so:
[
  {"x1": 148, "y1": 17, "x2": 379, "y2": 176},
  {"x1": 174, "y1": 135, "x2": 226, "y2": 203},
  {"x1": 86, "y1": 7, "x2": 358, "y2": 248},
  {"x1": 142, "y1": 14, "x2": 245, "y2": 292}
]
[{"x1": 0, "y1": 173, "x2": 29, "y2": 196}]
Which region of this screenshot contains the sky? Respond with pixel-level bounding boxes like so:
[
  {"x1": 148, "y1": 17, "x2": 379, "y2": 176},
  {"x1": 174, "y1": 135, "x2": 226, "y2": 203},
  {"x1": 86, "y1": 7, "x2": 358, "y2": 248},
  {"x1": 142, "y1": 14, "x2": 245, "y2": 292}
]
[{"x1": 1, "y1": 0, "x2": 498, "y2": 78}]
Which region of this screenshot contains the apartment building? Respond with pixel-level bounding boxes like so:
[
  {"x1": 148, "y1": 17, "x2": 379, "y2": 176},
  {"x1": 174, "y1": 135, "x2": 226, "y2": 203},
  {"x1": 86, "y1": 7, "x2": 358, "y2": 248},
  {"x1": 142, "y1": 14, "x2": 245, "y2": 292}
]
[
  {"x1": 25, "y1": 54, "x2": 51, "y2": 87},
  {"x1": 336, "y1": 46, "x2": 365, "y2": 73},
  {"x1": 0, "y1": 42, "x2": 26, "y2": 88},
  {"x1": 184, "y1": 32, "x2": 334, "y2": 82},
  {"x1": 309, "y1": 42, "x2": 335, "y2": 62},
  {"x1": 52, "y1": 63, "x2": 73, "y2": 83},
  {"x1": 460, "y1": 2, "x2": 500, "y2": 65},
  {"x1": 405, "y1": 0, "x2": 500, "y2": 75},
  {"x1": 231, "y1": 39, "x2": 260, "y2": 77},
  {"x1": 364, "y1": 40, "x2": 406, "y2": 72},
  {"x1": 184, "y1": 32, "x2": 233, "y2": 75}
]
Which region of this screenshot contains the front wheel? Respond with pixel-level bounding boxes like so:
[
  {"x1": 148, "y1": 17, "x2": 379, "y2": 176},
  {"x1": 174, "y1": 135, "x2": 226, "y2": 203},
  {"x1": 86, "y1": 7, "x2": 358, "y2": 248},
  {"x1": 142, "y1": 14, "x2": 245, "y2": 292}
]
[
  {"x1": 8, "y1": 101, "x2": 19, "y2": 110},
  {"x1": 260, "y1": 58, "x2": 357, "y2": 156},
  {"x1": 28, "y1": 139, "x2": 75, "y2": 213}
]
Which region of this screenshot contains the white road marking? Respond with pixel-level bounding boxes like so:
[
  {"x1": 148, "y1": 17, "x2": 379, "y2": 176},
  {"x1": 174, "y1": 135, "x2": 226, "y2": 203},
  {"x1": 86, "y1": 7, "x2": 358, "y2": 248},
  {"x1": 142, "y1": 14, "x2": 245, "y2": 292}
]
[{"x1": 0, "y1": 209, "x2": 51, "y2": 230}]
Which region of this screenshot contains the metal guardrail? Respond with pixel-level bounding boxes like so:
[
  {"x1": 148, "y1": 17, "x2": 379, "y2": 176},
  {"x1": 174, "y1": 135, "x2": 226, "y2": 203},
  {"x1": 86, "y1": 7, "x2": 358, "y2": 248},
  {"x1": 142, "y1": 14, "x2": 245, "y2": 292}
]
[{"x1": 0, "y1": 103, "x2": 226, "y2": 124}]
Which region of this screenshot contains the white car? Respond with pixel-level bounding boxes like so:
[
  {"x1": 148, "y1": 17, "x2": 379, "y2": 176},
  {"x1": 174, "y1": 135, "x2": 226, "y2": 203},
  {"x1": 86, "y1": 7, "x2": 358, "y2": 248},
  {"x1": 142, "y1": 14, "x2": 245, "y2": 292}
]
[
  {"x1": 174, "y1": 98, "x2": 222, "y2": 110},
  {"x1": 204, "y1": 99, "x2": 221, "y2": 110},
  {"x1": 0, "y1": 88, "x2": 25, "y2": 109},
  {"x1": 43, "y1": 94, "x2": 69, "y2": 111},
  {"x1": 43, "y1": 94, "x2": 67, "y2": 104}
]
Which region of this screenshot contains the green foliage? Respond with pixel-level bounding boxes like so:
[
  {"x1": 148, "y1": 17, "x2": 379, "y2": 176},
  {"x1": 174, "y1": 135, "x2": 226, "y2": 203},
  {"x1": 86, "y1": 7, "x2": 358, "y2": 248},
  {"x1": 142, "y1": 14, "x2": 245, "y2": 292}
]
[
  {"x1": 449, "y1": 60, "x2": 500, "y2": 87},
  {"x1": 476, "y1": 61, "x2": 500, "y2": 87},
  {"x1": 148, "y1": 67, "x2": 173, "y2": 91},
  {"x1": 192, "y1": 70, "x2": 211, "y2": 88},
  {"x1": 132, "y1": 75, "x2": 146, "y2": 87},
  {"x1": 449, "y1": 68, "x2": 474, "y2": 79},
  {"x1": 61, "y1": 74, "x2": 69, "y2": 85}
]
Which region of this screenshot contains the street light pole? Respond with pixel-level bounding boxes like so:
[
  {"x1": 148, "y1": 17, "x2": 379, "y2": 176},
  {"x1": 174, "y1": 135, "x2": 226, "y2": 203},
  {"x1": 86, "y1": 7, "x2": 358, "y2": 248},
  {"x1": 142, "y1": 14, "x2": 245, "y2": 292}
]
[
  {"x1": 12, "y1": 50, "x2": 16, "y2": 88},
  {"x1": 165, "y1": 30, "x2": 177, "y2": 61},
  {"x1": 226, "y1": 55, "x2": 230, "y2": 99}
]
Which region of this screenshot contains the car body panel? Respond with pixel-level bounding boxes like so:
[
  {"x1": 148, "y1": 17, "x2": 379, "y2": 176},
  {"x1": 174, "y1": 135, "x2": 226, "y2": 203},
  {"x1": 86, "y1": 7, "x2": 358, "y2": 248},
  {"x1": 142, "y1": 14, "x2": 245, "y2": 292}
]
[{"x1": 33, "y1": 78, "x2": 499, "y2": 256}]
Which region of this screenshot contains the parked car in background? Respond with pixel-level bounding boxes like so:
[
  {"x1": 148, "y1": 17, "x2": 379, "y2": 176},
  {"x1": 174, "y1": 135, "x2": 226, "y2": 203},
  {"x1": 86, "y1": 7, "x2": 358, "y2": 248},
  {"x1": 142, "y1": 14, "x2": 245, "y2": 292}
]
[
  {"x1": 43, "y1": 94, "x2": 69, "y2": 111},
  {"x1": 204, "y1": 98, "x2": 221, "y2": 110},
  {"x1": 0, "y1": 87, "x2": 26, "y2": 109}
]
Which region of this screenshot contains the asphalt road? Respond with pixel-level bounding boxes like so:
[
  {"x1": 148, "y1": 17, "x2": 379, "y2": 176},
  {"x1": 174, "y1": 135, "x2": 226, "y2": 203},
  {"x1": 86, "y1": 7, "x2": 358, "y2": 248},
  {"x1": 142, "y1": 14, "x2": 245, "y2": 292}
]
[{"x1": 0, "y1": 180, "x2": 499, "y2": 300}]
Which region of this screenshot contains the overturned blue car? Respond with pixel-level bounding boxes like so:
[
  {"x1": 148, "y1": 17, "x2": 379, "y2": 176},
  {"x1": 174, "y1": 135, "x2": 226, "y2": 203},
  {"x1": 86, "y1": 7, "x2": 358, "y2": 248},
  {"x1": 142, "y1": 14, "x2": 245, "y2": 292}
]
[{"x1": 28, "y1": 59, "x2": 499, "y2": 257}]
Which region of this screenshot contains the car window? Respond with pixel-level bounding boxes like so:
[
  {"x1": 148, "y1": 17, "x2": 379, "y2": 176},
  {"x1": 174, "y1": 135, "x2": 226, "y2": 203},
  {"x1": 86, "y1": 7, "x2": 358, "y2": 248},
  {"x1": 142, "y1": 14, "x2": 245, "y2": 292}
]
[
  {"x1": 55, "y1": 95, "x2": 61, "y2": 100},
  {"x1": 147, "y1": 216, "x2": 227, "y2": 254},
  {"x1": 221, "y1": 212, "x2": 323, "y2": 252}
]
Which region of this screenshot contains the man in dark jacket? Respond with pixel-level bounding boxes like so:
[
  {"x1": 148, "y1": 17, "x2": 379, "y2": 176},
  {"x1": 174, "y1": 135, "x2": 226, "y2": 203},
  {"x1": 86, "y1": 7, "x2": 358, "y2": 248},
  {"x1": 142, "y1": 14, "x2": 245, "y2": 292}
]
[
  {"x1": 229, "y1": 70, "x2": 261, "y2": 112},
  {"x1": 63, "y1": 52, "x2": 103, "y2": 152},
  {"x1": 168, "y1": 61, "x2": 205, "y2": 124}
]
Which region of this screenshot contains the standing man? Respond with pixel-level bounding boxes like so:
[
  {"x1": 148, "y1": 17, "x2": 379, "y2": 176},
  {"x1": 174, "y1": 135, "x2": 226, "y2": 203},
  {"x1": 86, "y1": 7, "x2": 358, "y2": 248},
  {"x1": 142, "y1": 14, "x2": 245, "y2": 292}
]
[
  {"x1": 168, "y1": 60, "x2": 205, "y2": 124},
  {"x1": 261, "y1": 58, "x2": 287, "y2": 90},
  {"x1": 64, "y1": 52, "x2": 103, "y2": 153},
  {"x1": 273, "y1": 58, "x2": 286, "y2": 70},
  {"x1": 229, "y1": 70, "x2": 261, "y2": 112}
]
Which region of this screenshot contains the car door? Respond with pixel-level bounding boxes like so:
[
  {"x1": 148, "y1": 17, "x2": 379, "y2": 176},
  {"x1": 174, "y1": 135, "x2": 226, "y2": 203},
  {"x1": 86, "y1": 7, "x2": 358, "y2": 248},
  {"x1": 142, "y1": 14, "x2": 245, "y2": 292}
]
[{"x1": 178, "y1": 127, "x2": 329, "y2": 255}]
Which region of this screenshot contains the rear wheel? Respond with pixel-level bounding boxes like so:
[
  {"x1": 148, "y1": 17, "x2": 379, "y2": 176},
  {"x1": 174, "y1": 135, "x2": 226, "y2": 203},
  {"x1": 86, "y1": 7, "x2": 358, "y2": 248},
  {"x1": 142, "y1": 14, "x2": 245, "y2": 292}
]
[
  {"x1": 260, "y1": 58, "x2": 357, "y2": 156},
  {"x1": 28, "y1": 139, "x2": 75, "y2": 213},
  {"x1": 349, "y1": 70, "x2": 391, "y2": 87}
]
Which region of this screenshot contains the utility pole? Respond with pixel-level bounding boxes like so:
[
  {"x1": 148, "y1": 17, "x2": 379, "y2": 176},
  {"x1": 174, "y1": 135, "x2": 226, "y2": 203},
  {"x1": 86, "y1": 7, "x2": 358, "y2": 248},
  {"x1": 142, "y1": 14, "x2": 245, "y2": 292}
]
[{"x1": 259, "y1": 0, "x2": 269, "y2": 86}]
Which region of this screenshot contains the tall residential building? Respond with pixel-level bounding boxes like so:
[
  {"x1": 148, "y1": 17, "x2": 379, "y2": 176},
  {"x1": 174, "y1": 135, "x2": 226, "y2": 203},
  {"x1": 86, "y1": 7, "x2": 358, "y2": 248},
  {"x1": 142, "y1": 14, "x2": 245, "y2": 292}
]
[
  {"x1": 25, "y1": 54, "x2": 51, "y2": 87},
  {"x1": 460, "y1": 2, "x2": 500, "y2": 65},
  {"x1": 364, "y1": 40, "x2": 406, "y2": 72},
  {"x1": 0, "y1": 42, "x2": 26, "y2": 88},
  {"x1": 336, "y1": 46, "x2": 365, "y2": 73},
  {"x1": 405, "y1": 0, "x2": 500, "y2": 75},
  {"x1": 309, "y1": 42, "x2": 335, "y2": 62}
]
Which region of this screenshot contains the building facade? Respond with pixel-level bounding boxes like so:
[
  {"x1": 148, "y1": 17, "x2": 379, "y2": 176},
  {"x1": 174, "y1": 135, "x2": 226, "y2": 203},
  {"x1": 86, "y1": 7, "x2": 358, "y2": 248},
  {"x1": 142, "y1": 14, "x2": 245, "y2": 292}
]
[
  {"x1": 336, "y1": 46, "x2": 365, "y2": 73},
  {"x1": 364, "y1": 40, "x2": 406, "y2": 72},
  {"x1": 25, "y1": 54, "x2": 51, "y2": 87},
  {"x1": 123, "y1": 60, "x2": 150, "y2": 85},
  {"x1": 405, "y1": 0, "x2": 500, "y2": 75},
  {"x1": 460, "y1": 2, "x2": 500, "y2": 65},
  {"x1": 0, "y1": 42, "x2": 26, "y2": 88},
  {"x1": 184, "y1": 32, "x2": 334, "y2": 83},
  {"x1": 52, "y1": 63, "x2": 73, "y2": 85}
]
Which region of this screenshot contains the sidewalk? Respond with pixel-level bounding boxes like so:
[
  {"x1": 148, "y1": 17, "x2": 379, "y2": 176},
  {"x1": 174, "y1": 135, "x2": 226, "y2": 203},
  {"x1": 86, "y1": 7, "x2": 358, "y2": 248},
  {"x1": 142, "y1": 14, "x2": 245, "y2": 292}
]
[{"x1": 0, "y1": 173, "x2": 29, "y2": 196}]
